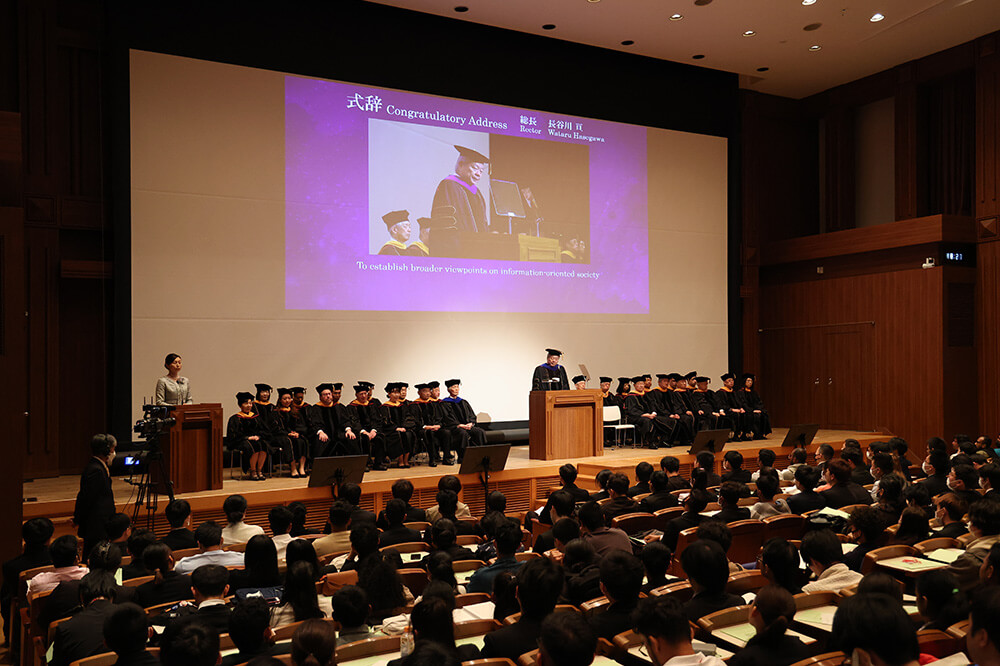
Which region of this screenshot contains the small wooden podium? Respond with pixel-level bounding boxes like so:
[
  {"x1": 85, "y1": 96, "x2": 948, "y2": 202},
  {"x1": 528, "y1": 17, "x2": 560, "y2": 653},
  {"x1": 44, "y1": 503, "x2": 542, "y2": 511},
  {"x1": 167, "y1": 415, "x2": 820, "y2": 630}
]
[
  {"x1": 151, "y1": 403, "x2": 224, "y2": 494},
  {"x1": 528, "y1": 390, "x2": 603, "y2": 460}
]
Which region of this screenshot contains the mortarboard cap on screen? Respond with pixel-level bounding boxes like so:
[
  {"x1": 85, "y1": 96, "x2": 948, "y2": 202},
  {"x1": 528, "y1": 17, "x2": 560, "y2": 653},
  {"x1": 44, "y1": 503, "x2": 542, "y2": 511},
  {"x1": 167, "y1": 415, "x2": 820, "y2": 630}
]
[
  {"x1": 656, "y1": 374, "x2": 670, "y2": 380},
  {"x1": 454, "y1": 145, "x2": 490, "y2": 163},
  {"x1": 382, "y1": 210, "x2": 409, "y2": 229},
  {"x1": 742, "y1": 373, "x2": 756, "y2": 382},
  {"x1": 353, "y1": 384, "x2": 366, "y2": 393},
  {"x1": 332, "y1": 383, "x2": 343, "y2": 390},
  {"x1": 414, "y1": 383, "x2": 429, "y2": 390},
  {"x1": 359, "y1": 381, "x2": 375, "y2": 389},
  {"x1": 398, "y1": 382, "x2": 409, "y2": 388},
  {"x1": 631, "y1": 375, "x2": 644, "y2": 383},
  {"x1": 291, "y1": 386, "x2": 306, "y2": 394},
  {"x1": 667, "y1": 373, "x2": 683, "y2": 381}
]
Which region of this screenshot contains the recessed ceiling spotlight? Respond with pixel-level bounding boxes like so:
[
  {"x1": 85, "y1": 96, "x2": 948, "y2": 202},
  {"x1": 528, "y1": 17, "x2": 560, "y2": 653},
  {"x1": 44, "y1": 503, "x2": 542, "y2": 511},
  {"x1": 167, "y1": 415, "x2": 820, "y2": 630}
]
[
  {"x1": 542, "y1": 24, "x2": 556, "y2": 30},
  {"x1": 621, "y1": 40, "x2": 635, "y2": 46},
  {"x1": 802, "y1": 0, "x2": 817, "y2": 5},
  {"x1": 692, "y1": 54, "x2": 705, "y2": 59},
  {"x1": 870, "y1": 12, "x2": 885, "y2": 22},
  {"x1": 587, "y1": 0, "x2": 600, "y2": 3},
  {"x1": 756, "y1": 67, "x2": 770, "y2": 72},
  {"x1": 454, "y1": 6, "x2": 468, "y2": 12},
  {"x1": 669, "y1": 13, "x2": 684, "y2": 20},
  {"x1": 809, "y1": 44, "x2": 822, "y2": 51},
  {"x1": 743, "y1": 30, "x2": 756, "y2": 37}
]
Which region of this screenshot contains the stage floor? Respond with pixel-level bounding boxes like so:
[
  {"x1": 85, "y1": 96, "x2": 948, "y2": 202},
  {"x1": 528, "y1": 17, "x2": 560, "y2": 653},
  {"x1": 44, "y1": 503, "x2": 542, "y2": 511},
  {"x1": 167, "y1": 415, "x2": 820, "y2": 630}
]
[{"x1": 24, "y1": 428, "x2": 883, "y2": 510}]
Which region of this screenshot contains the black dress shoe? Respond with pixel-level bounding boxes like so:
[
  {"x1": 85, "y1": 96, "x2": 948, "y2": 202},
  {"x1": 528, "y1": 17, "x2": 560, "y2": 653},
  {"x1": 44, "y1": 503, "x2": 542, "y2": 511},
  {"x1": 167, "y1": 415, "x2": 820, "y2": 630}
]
[{"x1": 429, "y1": 460, "x2": 438, "y2": 467}]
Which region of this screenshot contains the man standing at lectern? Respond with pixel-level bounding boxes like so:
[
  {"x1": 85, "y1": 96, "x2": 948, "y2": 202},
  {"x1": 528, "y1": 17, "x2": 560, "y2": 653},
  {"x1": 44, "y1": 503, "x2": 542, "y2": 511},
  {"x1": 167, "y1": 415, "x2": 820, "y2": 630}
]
[{"x1": 532, "y1": 348, "x2": 570, "y2": 391}]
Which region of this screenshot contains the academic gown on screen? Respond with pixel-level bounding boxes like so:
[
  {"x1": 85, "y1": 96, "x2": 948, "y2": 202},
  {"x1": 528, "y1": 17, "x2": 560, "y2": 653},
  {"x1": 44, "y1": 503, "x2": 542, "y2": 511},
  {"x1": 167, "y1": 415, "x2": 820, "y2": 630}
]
[
  {"x1": 378, "y1": 240, "x2": 407, "y2": 256},
  {"x1": 532, "y1": 363, "x2": 569, "y2": 391},
  {"x1": 405, "y1": 241, "x2": 430, "y2": 257},
  {"x1": 433, "y1": 175, "x2": 488, "y2": 233}
]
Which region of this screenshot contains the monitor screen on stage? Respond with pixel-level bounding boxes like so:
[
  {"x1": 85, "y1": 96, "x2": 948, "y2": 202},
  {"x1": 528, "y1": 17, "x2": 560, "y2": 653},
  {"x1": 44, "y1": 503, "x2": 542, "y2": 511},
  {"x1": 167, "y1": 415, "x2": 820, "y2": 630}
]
[{"x1": 129, "y1": 50, "x2": 729, "y2": 422}]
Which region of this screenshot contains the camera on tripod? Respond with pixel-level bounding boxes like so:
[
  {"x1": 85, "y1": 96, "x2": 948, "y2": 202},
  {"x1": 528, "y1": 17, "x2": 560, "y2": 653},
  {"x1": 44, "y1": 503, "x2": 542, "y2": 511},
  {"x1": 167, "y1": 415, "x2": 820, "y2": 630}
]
[{"x1": 134, "y1": 404, "x2": 176, "y2": 441}]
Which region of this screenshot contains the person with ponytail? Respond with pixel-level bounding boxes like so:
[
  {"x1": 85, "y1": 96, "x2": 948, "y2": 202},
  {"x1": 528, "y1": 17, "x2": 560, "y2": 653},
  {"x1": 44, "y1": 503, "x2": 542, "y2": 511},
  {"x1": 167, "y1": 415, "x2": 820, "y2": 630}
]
[
  {"x1": 728, "y1": 585, "x2": 809, "y2": 666},
  {"x1": 290, "y1": 618, "x2": 338, "y2": 666},
  {"x1": 134, "y1": 543, "x2": 193, "y2": 609},
  {"x1": 221, "y1": 494, "x2": 265, "y2": 545},
  {"x1": 915, "y1": 570, "x2": 969, "y2": 631}
]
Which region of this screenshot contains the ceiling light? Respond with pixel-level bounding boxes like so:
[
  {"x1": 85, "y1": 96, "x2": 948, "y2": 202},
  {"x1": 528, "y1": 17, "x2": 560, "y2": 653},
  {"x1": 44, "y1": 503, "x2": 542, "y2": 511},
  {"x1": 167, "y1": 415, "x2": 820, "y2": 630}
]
[
  {"x1": 587, "y1": 0, "x2": 600, "y2": 3},
  {"x1": 692, "y1": 54, "x2": 705, "y2": 59},
  {"x1": 621, "y1": 40, "x2": 635, "y2": 46},
  {"x1": 693, "y1": 0, "x2": 713, "y2": 5},
  {"x1": 802, "y1": 0, "x2": 817, "y2": 5},
  {"x1": 454, "y1": 6, "x2": 468, "y2": 12},
  {"x1": 756, "y1": 67, "x2": 770, "y2": 72},
  {"x1": 542, "y1": 24, "x2": 556, "y2": 30},
  {"x1": 669, "y1": 13, "x2": 684, "y2": 20},
  {"x1": 809, "y1": 44, "x2": 822, "y2": 51},
  {"x1": 743, "y1": 30, "x2": 756, "y2": 37},
  {"x1": 870, "y1": 12, "x2": 885, "y2": 22}
]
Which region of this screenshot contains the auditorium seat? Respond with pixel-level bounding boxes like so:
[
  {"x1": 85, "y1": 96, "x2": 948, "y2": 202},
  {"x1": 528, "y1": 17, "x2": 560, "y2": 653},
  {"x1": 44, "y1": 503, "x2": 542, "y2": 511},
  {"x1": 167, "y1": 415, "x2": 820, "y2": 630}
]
[
  {"x1": 861, "y1": 545, "x2": 916, "y2": 575},
  {"x1": 610, "y1": 512, "x2": 657, "y2": 536},
  {"x1": 726, "y1": 571, "x2": 768, "y2": 596},
  {"x1": 335, "y1": 634, "x2": 401, "y2": 662},
  {"x1": 916, "y1": 630, "x2": 963, "y2": 658},
  {"x1": 398, "y1": 568, "x2": 428, "y2": 597},
  {"x1": 404, "y1": 521, "x2": 431, "y2": 532},
  {"x1": 913, "y1": 537, "x2": 963, "y2": 556},
  {"x1": 71, "y1": 651, "x2": 122, "y2": 666},
  {"x1": 652, "y1": 506, "x2": 685, "y2": 532},
  {"x1": 502, "y1": 605, "x2": 579, "y2": 626},
  {"x1": 789, "y1": 652, "x2": 848, "y2": 666},
  {"x1": 454, "y1": 618, "x2": 500, "y2": 638},
  {"x1": 272, "y1": 620, "x2": 307, "y2": 641},
  {"x1": 763, "y1": 514, "x2": 806, "y2": 542},
  {"x1": 725, "y1": 520, "x2": 767, "y2": 564},
  {"x1": 122, "y1": 575, "x2": 155, "y2": 588},
  {"x1": 946, "y1": 618, "x2": 971, "y2": 639},
  {"x1": 455, "y1": 593, "x2": 491, "y2": 608},
  {"x1": 461, "y1": 659, "x2": 517, "y2": 666},
  {"x1": 320, "y1": 570, "x2": 358, "y2": 595},
  {"x1": 456, "y1": 534, "x2": 483, "y2": 546},
  {"x1": 649, "y1": 580, "x2": 693, "y2": 602}
]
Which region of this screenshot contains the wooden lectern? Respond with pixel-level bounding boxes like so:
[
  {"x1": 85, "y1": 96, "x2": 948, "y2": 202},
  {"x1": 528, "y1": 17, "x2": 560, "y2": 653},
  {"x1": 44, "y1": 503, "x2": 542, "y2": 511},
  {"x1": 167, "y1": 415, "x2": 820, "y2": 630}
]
[
  {"x1": 529, "y1": 390, "x2": 603, "y2": 460},
  {"x1": 152, "y1": 403, "x2": 224, "y2": 495}
]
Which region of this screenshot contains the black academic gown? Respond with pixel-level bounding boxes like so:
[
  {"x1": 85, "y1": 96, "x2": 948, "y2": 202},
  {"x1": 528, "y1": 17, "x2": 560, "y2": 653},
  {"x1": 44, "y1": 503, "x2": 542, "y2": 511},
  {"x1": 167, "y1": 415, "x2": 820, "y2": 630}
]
[
  {"x1": 623, "y1": 392, "x2": 656, "y2": 443},
  {"x1": 306, "y1": 403, "x2": 362, "y2": 457},
  {"x1": 433, "y1": 176, "x2": 488, "y2": 233},
  {"x1": 716, "y1": 388, "x2": 750, "y2": 437},
  {"x1": 442, "y1": 397, "x2": 487, "y2": 456},
  {"x1": 413, "y1": 399, "x2": 454, "y2": 463},
  {"x1": 348, "y1": 400, "x2": 386, "y2": 466},
  {"x1": 663, "y1": 390, "x2": 696, "y2": 445},
  {"x1": 642, "y1": 388, "x2": 682, "y2": 444},
  {"x1": 690, "y1": 389, "x2": 730, "y2": 432},
  {"x1": 380, "y1": 401, "x2": 416, "y2": 460},
  {"x1": 225, "y1": 413, "x2": 271, "y2": 470},
  {"x1": 532, "y1": 363, "x2": 570, "y2": 392},
  {"x1": 270, "y1": 406, "x2": 309, "y2": 461},
  {"x1": 741, "y1": 388, "x2": 772, "y2": 438}
]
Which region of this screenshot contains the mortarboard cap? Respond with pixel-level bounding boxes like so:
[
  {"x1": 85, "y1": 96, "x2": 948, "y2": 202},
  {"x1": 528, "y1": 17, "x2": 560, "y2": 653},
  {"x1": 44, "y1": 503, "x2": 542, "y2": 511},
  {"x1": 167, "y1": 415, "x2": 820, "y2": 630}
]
[
  {"x1": 236, "y1": 391, "x2": 254, "y2": 403},
  {"x1": 545, "y1": 348, "x2": 563, "y2": 356},
  {"x1": 454, "y1": 145, "x2": 490, "y2": 163},
  {"x1": 353, "y1": 384, "x2": 366, "y2": 393},
  {"x1": 572, "y1": 375, "x2": 586, "y2": 383},
  {"x1": 414, "y1": 383, "x2": 429, "y2": 390},
  {"x1": 276, "y1": 387, "x2": 292, "y2": 397},
  {"x1": 398, "y1": 382, "x2": 409, "y2": 388},
  {"x1": 631, "y1": 375, "x2": 644, "y2": 383},
  {"x1": 417, "y1": 217, "x2": 433, "y2": 230},
  {"x1": 684, "y1": 371, "x2": 697, "y2": 380},
  {"x1": 332, "y1": 383, "x2": 343, "y2": 390},
  {"x1": 291, "y1": 386, "x2": 306, "y2": 394},
  {"x1": 617, "y1": 377, "x2": 631, "y2": 383},
  {"x1": 316, "y1": 383, "x2": 334, "y2": 394},
  {"x1": 359, "y1": 381, "x2": 375, "y2": 389},
  {"x1": 382, "y1": 210, "x2": 409, "y2": 230},
  {"x1": 667, "y1": 373, "x2": 683, "y2": 381},
  {"x1": 254, "y1": 383, "x2": 272, "y2": 392},
  {"x1": 427, "y1": 380, "x2": 441, "y2": 389},
  {"x1": 742, "y1": 373, "x2": 756, "y2": 382},
  {"x1": 599, "y1": 376, "x2": 612, "y2": 383},
  {"x1": 721, "y1": 373, "x2": 734, "y2": 382},
  {"x1": 695, "y1": 376, "x2": 710, "y2": 383},
  {"x1": 656, "y1": 374, "x2": 670, "y2": 380},
  {"x1": 384, "y1": 382, "x2": 397, "y2": 393},
  {"x1": 445, "y1": 379, "x2": 461, "y2": 387}
]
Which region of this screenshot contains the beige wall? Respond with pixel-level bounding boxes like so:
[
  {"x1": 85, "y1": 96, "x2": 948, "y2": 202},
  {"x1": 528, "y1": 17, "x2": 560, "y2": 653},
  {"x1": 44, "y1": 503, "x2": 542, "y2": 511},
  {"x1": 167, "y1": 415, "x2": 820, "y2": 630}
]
[{"x1": 130, "y1": 50, "x2": 729, "y2": 422}]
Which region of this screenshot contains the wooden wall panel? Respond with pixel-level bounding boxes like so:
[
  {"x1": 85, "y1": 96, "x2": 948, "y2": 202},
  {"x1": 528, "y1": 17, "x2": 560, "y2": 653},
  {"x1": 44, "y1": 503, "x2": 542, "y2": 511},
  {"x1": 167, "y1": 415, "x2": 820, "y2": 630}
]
[
  {"x1": 25, "y1": 226, "x2": 59, "y2": 477},
  {"x1": 978, "y1": 242, "x2": 1000, "y2": 441}
]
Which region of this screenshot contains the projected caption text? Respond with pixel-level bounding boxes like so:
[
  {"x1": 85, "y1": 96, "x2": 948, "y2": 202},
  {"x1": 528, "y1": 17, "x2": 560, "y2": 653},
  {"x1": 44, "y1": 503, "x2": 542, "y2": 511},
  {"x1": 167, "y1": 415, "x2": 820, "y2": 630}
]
[{"x1": 356, "y1": 261, "x2": 600, "y2": 280}]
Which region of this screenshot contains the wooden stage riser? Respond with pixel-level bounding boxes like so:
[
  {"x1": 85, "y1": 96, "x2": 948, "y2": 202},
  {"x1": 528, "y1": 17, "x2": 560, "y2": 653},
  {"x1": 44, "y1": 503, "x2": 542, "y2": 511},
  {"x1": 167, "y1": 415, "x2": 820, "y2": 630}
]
[{"x1": 25, "y1": 434, "x2": 887, "y2": 539}]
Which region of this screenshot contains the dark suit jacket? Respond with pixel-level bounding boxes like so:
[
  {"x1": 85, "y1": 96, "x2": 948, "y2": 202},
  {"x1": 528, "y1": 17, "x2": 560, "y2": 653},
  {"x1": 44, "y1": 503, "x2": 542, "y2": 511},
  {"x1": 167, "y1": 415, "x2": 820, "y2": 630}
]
[
  {"x1": 74, "y1": 458, "x2": 115, "y2": 548},
  {"x1": 376, "y1": 504, "x2": 426, "y2": 529},
  {"x1": 219, "y1": 642, "x2": 292, "y2": 666},
  {"x1": 532, "y1": 530, "x2": 555, "y2": 554},
  {"x1": 639, "y1": 491, "x2": 679, "y2": 513},
  {"x1": 562, "y1": 483, "x2": 593, "y2": 503},
  {"x1": 51, "y1": 599, "x2": 118, "y2": 666},
  {"x1": 588, "y1": 600, "x2": 639, "y2": 640},
  {"x1": 920, "y1": 474, "x2": 950, "y2": 498},
  {"x1": 661, "y1": 512, "x2": 706, "y2": 551},
  {"x1": 1, "y1": 547, "x2": 51, "y2": 637},
  {"x1": 114, "y1": 651, "x2": 160, "y2": 666},
  {"x1": 722, "y1": 470, "x2": 752, "y2": 485},
  {"x1": 851, "y1": 467, "x2": 875, "y2": 485},
  {"x1": 787, "y1": 491, "x2": 826, "y2": 515},
  {"x1": 821, "y1": 482, "x2": 873, "y2": 509},
  {"x1": 665, "y1": 476, "x2": 691, "y2": 492},
  {"x1": 40, "y1": 580, "x2": 137, "y2": 634},
  {"x1": 160, "y1": 601, "x2": 233, "y2": 634},
  {"x1": 627, "y1": 482, "x2": 651, "y2": 498},
  {"x1": 161, "y1": 528, "x2": 198, "y2": 552},
  {"x1": 481, "y1": 618, "x2": 543, "y2": 661},
  {"x1": 134, "y1": 570, "x2": 194, "y2": 608},
  {"x1": 122, "y1": 562, "x2": 151, "y2": 581},
  {"x1": 379, "y1": 526, "x2": 424, "y2": 548},
  {"x1": 935, "y1": 522, "x2": 970, "y2": 539},
  {"x1": 714, "y1": 506, "x2": 751, "y2": 523},
  {"x1": 728, "y1": 634, "x2": 811, "y2": 666},
  {"x1": 602, "y1": 497, "x2": 640, "y2": 526},
  {"x1": 349, "y1": 507, "x2": 377, "y2": 525}
]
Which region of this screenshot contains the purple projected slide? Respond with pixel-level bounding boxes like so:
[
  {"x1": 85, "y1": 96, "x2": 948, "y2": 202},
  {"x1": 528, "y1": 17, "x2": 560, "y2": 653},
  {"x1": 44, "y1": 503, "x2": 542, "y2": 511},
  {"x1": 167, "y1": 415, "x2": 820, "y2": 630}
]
[{"x1": 285, "y1": 75, "x2": 649, "y2": 313}]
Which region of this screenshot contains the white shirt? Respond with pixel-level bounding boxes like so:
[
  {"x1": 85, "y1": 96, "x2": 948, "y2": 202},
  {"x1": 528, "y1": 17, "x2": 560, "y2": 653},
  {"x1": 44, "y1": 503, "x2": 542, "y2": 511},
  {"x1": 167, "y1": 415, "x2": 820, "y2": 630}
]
[
  {"x1": 801, "y1": 562, "x2": 863, "y2": 594},
  {"x1": 663, "y1": 654, "x2": 728, "y2": 666},
  {"x1": 174, "y1": 549, "x2": 245, "y2": 574},
  {"x1": 272, "y1": 534, "x2": 295, "y2": 561},
  {"x1": 222, "y1": 521, "x2": 265, "y2": 546}
]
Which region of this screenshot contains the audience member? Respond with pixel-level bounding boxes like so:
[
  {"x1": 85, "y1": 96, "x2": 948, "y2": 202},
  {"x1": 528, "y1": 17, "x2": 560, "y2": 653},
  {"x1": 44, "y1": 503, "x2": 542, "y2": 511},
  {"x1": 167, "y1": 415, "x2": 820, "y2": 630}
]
[
  {"x1": 629, "y1": 462, "x2": 654, "y2": 497},
  {"x1": 786, "y1": 465, "x2": 825, "y2": 515},
  {"x1": 579, "y1": 501, "x2": 631, "y2": 557},
  {"x1": 313, "y1": 501, "x2": 353, "y2": 558},
  {"x1": 601, "y1": 472, "x2": 640, "y2": 525},
  {"x1": 222, "y1": 597, "x2": 288, "y2": 666},
  {"x1": 781, "y1": 448, "x2": 808, "y2": 482},
  {"x1": 589, "y1": 469, "x2": 613, "y2": 501},
  {"x1": 640, "y1": 541, "x2": 673, "y2": 594},
  {"x1": 660, "y1": 456, "x2": 691, "y2": 492},
  {"x1": 681, "y1": 541, "x2": 743, "y2": 622},
  {"x1": 229, "y1": 534, "x2": 281, "y2": 592},
  {"x1": 919, "y1": 450, "x2": 951, "y2": 497},
  {"x1": 915, "y1": 569, "x2": 967, "y2": 632},
  {"x1": 162, "y1": 499, "x2": 197, "y2": 551},
  {"x1": 890, "y1": 507, "x2": 930, "y2": 546},
  {"x1": 378, "y1": 499, "x2": 423, "y2": 548},
  {"x1": 122, "y1": 529, "x2": 156, "y2": 580},
  {"x1": 933, "y1": 492, "x2": 970, "y2": 538},
  {"x1": 658, "y1": 489, "x2": 710, "y2": 551},
  {"x1": 969, "y1": 587, "x2": 1000, "y2": 666},
  {"x1": 538, "y1": 611, "x2": 596, "y2": 666},
  {"x1": 561, "y1": 539, "x2": 603, "y2": 605},
  {"x1": 104, "y1": 602, "x2": 156, "y2": 666},
  {"x1": 760, "y1": 538, "x2": 803, "y2": 595},
  {"x1": 981, "y1": 543, "x2": 1000, "y2": 586},
  {"x1": 271, "y1": 561, "x2": 330, "y2": 628},
  {"x1": 106, "y1": 513, "x2": 133, "y2": 549},
  {"x1": 532, "y1": 491, "x2": 575, "y2": 553},
  {"x1": 981, "y1": 463, "x2": 1000, "y2": 501},
  {"x1": 1, "y1": 517, "x2": 53, "y2": 641},
  {"x1": 221, "y1": 495, "x2": 265, "y2": 545},
  {"x1": 801, "y1": 529, "x2": 862, "y2": 593},
  {"x1": 268, "y1": 505, "x2": 296, "y2": 561},
  {"x1": 158, "y1": 564, "x2": 233, "y2": 634},
  {"x1": 588, "y1": 551, "x2": 644, "y2": 640},
  {"x1": 50, "y1": 571, "x2": 119, "y2": 666},
  {"x1": 728, "y1": 585, "x2": 809, "y2": 666},
  {"x1": 828, "y1": 593, "x2": 920, "y2": 666},
  {"x1": 40, "y1": 540, "x2": 132, "y2": 634},
  {"x1": 387, "y1": 596, "x2": 479, "y2": 665},
  {"x1": 160, "y1": 621, "x2": 221, "y2": 666},
  {"x1": 947, "y1": 498, "x2": 1000, "y2": 590},
  {"x1": 694, "y1": 451, "x2": 721, "y2": 486},
  {"x1": 696, "y1": 521, "x2": 743, "y2": 573},
  {"x1": 640, "y1": 471, "x2": 680, "y2": 512},
  {"x1": 175, "y1": 521, "x2": 244, "y2": 573},
  {"x1": 715, "y1": 482, "x2": 751, "y2": 523},
  {"x1": 421, "y1": 519, "x2": 476, "y2": 566},
  {"x1": 749, "y1": 474, "x2": 789, "y2": 519},
  {"x1": 358, "y1": 551, "x2": 410, "y2": 621},
  {"x1": 427, "y1": 490, "x2": 477, "y2": 536},
  {"x1": 425, "y1": 476, "x2": 472, "y2": 522},
  {"x1": 843, "y1": 506, "x2": 885, "y2": 572},
  {"x1": 750, "y1": 449, "x2": 776, "y2": 483},
  {"x1": 289, "y1": 618, "x2": 337, "y2": 666},
  {"x1": 287, "y1": 501, "x2": 310, "y2": 537},
  {"x1": 27, "y1": 534, "x2": 87, "y2": 596},
  {"x1": 872, "y1": 474, "x2": 905, "y2": 526},
  {"x1": 633, "y1": 595, "x2": 726, "y2": 666},
  {"x1": 948, "y1": 463, "x2": 983, "y2": 507},
  {"x1": 820, "y1": 459, "x2": 872, "y2": 508},
  {"x1": 337, "y1": 482, "x2": 377, "y2": 525},
  {"x1": 332, "y1": 585, "x2": 377, "y2": 643},
  {"x1": 721, "y1": 451, "x2": 751, "y2": 485},
  {"x1": 468, "y1": 519, "x2": 523, "y2": 593},
  {"x1": 134, "y1": 543, "x2": 193, "y2": 608},
  {"x1": 481, "y1": 557, "x2": 564, "y2": 661},
  {"x1": 376, "y1": 479, "x2": 427, "y2": 528}
]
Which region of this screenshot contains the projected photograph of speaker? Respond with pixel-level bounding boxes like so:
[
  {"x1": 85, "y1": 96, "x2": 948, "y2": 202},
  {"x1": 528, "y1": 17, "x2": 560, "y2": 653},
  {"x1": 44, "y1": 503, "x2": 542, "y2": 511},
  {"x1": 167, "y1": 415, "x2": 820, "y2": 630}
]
[{"x1": 368, "y1": 120, "x2": 590, "y2": 264}]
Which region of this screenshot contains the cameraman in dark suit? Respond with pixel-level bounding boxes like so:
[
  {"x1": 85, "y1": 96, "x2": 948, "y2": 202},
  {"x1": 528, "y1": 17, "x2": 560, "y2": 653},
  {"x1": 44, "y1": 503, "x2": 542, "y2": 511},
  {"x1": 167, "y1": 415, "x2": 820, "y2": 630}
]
[{"x1": 73, "y1": 434, "x2": 117, "y2": 558}]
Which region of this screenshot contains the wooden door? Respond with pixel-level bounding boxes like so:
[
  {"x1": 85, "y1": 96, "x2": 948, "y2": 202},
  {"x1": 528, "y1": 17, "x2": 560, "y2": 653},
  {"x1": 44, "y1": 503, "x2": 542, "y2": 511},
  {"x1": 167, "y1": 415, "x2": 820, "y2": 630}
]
[{"x1": 822, "y1": 324, "x2": 876, "y2": 430}]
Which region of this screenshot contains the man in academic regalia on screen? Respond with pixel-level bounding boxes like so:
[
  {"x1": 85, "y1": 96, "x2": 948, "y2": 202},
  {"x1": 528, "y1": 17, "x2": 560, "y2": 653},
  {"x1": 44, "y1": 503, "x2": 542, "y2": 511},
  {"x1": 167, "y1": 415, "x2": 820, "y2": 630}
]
[
  {"x1": 532, "y1": 348, "x2": 570, "y2": 391},
  {"x1": 378, "y1": 209, "x2": 411, "y2": 256},
  {"x1": 405, "y1": 217, "x2": 433, "y2": 257},
  {"x1": 432, "y1": 145, "x2": 490, "y2": 233}
]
